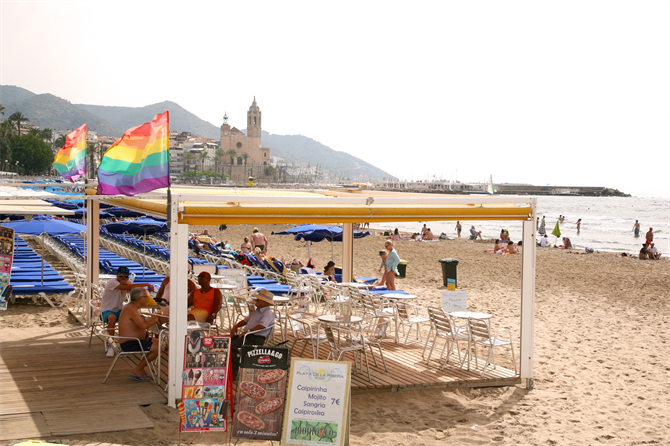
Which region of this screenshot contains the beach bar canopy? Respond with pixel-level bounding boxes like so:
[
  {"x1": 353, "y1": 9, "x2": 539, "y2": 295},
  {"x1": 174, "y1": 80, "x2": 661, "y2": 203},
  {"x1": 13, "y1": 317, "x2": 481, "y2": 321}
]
[{"x1": 80, "y1": 186, "x2": 537, "y2": 406}]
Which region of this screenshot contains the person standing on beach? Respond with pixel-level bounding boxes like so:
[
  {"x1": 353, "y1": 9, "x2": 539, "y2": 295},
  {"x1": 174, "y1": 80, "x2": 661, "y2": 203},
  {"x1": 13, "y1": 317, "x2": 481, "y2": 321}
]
[
  {"x1": 645, "y1": 228, "x2": 653, "y2": 245},
  {"x1": 455, "y1": 221, "x2": 462, "y2": 238},
  {"x1": 633, "y1": 220, "x2": 640, "y2": 237},
  {"x1": 538, "y1": 216, "x2": 546, "y2": 236},
  {"x1": 576, "y1": 219, "x2": 582, "y2": 235},
  {"x1": 384, "y1": 241, "x2": 399, "y2": 291},
  {"x1": 250, "y1": 227, "x2": 268, "y2": 253}
]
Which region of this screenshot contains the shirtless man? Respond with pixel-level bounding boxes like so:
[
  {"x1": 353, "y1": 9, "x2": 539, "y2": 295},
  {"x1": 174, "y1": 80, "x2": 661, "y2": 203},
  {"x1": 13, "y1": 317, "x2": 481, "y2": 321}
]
[
  {"x1": 100, "y1": 266, "x2": 155, "y2": 357},
  {"x1": 632, "y1": 220, "x2": 640, "y2": 236},
  {"x1": 645, "y1": 228, "x2": 653, "y2": 245},
  {"x1": 250, "y1": 227, "x2": 268, "y2": 253},
  {"x1": 117, "y1": 287, "x2": 160, "y2": 381},
  {"x1": 421, "y1": 224, "x2": 429, "y2": 238}
]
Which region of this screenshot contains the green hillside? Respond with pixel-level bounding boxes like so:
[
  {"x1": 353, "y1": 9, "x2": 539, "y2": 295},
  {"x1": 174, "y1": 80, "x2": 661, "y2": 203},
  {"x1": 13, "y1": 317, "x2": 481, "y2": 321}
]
[
  {"x1": 75, "y1": 101, "x2": 221, "y2": 138},
  {"x1": 261, "y1": 131, "x2": 392, "y2": 180},
  {"x1": 1, "y1": 92, "x2": 121, "y2": 135},
  {"x1": 0, "y1": 85, "x2": 36, "y2": 105}
]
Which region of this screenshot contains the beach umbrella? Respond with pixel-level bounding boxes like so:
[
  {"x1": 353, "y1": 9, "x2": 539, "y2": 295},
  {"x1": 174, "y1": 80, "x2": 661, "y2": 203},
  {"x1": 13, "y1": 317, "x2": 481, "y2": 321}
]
[
  {"x1": 3, "y1": 217, "x2": 86, "y2": 236},
  {"x1": 105, "y1": 207, "x2": 146, "y2": 218},
  {"x1": 551, "y1": 221, "x2": 561, "y2": 245},
  {"x1": 294, "y1": 227, "x2": 371, "y2": 260},
  {"x1": 101, "y1": 217, "x2": 168, "y2": 277}
]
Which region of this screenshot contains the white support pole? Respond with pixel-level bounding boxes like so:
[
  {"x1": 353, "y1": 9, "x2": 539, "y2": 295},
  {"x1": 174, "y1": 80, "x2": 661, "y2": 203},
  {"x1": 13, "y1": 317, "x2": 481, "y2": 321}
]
[
  {"x1": 342, "y1": 223, "x2": 354, "y2": 283},
  {"x1": 520, "y1": 199, "x2": 537, "y2": 389},
  {"x1": 167, "y1": 195, "x2": 188, "y2": 407},
  {"x1": 85, "y1": 198, "x2": 99, "y2": 327}
]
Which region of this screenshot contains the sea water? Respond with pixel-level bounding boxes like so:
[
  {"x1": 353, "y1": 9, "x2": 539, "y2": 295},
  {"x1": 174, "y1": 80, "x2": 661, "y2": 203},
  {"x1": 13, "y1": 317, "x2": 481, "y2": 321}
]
[{"x1": 386, "y1": 196, "x2": 669, "y2": 254}]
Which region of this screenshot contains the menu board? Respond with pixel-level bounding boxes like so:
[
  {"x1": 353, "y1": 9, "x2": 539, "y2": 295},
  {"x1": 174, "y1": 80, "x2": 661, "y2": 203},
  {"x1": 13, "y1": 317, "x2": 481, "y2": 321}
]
[
  {"x1": 232, "y1": 346, "x2": 289, "y2": 441},
  {"x1": 442, "y1": 290, "x2": 467, "y2": 313},
  {"x1": 179, "y1": 332, "x2": 231, "y2": 432},
  {"x1": 0, "y1": 226, "x2": 15, "y2": 311},
  {"x1": 282, "y1": 358, "x2": 351, "y2": 446},
  {"x1": 218, "y1": 268, "x2": 247, "y2": 289}
]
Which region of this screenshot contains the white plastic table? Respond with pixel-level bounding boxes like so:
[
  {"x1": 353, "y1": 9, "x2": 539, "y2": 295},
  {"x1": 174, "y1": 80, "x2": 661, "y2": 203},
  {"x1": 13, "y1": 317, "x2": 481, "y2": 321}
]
[{"x1": 449, "y1": 311, "x2": 491, "y2": 320}]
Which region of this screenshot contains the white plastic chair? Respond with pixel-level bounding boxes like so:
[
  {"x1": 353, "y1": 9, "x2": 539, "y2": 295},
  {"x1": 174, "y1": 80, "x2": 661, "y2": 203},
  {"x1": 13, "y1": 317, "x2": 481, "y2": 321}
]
[{"x1": 465, "y1": 317, "x2": 517, "y2": 377}]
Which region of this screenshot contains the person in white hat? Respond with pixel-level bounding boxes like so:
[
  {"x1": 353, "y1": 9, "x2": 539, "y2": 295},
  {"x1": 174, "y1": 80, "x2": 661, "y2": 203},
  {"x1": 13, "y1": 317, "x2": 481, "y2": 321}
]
[{"x1": 230, "y1": 288, "x2": 276, "y2": 374}]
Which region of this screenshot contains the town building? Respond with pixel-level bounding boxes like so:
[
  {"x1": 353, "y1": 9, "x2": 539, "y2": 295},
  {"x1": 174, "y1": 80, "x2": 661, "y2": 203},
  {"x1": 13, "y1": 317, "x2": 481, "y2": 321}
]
[{"x1": 219, "y1": 98, "x2": 271, "y2": 166}]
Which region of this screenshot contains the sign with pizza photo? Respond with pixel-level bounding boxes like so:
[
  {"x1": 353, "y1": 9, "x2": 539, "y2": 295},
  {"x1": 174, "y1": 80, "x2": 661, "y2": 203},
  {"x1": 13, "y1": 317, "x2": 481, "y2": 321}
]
[
  {"x1": 179, "y1": 332, "x2": 231, "y2": 432},
  {"x1": 282, "y1": 358, "x2": 352, "y2": 446},
  {"x1": 232, "y1": 345, "x2": 290, "y2": 441}
]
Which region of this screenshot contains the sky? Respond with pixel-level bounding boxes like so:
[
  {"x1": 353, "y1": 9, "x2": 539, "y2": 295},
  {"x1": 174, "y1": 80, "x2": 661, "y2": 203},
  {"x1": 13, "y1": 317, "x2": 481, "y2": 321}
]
[{"x1": 1, "y1": 0, "x2": 669, "y2": 198}]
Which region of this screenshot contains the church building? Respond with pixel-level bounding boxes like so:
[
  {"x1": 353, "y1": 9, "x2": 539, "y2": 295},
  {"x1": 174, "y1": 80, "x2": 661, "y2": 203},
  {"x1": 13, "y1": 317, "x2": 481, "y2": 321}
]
[{"x1": 219, "y1": 98, "x2": 271, "y2": 166}]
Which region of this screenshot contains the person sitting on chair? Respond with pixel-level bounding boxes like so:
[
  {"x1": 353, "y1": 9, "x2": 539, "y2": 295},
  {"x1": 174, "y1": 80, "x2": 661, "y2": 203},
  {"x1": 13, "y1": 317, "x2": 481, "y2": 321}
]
[
  {"x1": 324, "y1": 260, "x2": 337, "y2": 283},
  {"x1": 230, "y1": 288, "x2": 276, "y2": 375},
  {"x1": 101, "y1": 266, "x2": 155, "y2": 357},
  {"x1": 118, "y1": 287, "x2": 160, "y2": 382},
  {"x1": 470, "y1": 226, "x2": 482, "y2": 240},
  {"x1": 187, "y1": 272, "x2": 222, "y2": 324}
]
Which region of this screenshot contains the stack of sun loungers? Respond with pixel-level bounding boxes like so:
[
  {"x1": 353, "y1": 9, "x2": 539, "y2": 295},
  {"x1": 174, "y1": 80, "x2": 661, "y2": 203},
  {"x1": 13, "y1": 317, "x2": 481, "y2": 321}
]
[{"x1": 10, "y1": 236, "x2": 76, "y2": 305}]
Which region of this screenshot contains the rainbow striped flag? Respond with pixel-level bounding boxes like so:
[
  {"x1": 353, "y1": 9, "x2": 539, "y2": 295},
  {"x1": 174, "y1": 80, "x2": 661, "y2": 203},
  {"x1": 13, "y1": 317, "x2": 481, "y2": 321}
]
[
  {"x1": 97, "y1": 111, "x2": 170, "y2": 196},
  {"x1": 53, "y1": 124, "x2": 87, "y2": 181}
]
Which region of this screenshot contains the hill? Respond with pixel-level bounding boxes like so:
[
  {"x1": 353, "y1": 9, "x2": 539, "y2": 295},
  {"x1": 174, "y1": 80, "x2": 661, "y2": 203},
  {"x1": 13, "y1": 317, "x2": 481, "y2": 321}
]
[
  {"x1": 260, "y1": 131, "x2": 391, "y2": 180},
  {"x1": 1, "y1": 91, "x2": 121, "y2": 135},
  {"x1": 0, "y1": 85, "x2": 36, "y2": 105},
  {"x1": 75, "y1": 101, "x2": 221, "y2": 138}
]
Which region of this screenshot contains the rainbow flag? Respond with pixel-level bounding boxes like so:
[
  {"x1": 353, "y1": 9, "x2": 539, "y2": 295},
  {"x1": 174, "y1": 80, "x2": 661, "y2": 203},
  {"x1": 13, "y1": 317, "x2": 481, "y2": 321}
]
[
  {"x1": 53, "y1": 124, "x2": 87, "y2": 181},
  {"x1": 97, "y1": 111, "x2": 170, "y2": 196}
]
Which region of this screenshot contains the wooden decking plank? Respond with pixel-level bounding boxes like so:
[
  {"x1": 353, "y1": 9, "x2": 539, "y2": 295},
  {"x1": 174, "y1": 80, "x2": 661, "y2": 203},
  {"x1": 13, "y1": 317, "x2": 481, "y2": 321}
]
[
  {"x1": 0, "y1": 412, "x2": 51, "y2": 441},
  {"x1": 43, "y1": 404, "x2": 154, "y2": 436}
]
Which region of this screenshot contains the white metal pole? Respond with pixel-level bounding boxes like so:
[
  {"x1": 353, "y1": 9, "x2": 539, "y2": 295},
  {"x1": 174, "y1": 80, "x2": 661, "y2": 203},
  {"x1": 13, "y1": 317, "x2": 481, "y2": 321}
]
[
  {"x1": 520, "y1": 199, "x2": 537, "y2": 389},
  {"x1": 85, "y1": 198, "x2": 100, "y2": 327},
  {"x1": 167, "y1": 195, "x2": 188, "y2": 407}
]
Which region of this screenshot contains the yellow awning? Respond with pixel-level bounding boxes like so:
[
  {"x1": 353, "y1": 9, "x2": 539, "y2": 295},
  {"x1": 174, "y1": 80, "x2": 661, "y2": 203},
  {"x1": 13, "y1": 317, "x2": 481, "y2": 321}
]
[{"x1": 86, "y1": 186, "x2": 533, "y2": 225}]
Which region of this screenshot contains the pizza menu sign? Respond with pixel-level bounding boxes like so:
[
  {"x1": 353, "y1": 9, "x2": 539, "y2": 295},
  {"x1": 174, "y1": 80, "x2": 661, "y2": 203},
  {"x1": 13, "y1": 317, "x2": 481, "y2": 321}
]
[
  {"x1": 178, "y1": 332, "x2": 231, "y2": 432},
  {"x1": 232, "y1": 345, "x2": 290, "y2": 441}
]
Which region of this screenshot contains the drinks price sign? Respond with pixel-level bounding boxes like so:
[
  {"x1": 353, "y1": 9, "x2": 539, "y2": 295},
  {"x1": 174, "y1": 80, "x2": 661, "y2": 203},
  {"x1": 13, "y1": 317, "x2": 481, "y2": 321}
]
[{"x1": 282, "y1": 358, "x2": 351, "y2": 446}]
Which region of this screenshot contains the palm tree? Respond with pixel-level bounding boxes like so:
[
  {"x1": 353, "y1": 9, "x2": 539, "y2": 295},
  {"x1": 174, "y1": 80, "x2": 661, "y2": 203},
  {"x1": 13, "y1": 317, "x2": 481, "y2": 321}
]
[
  {"x1": 214, "y1": 147, "x2": 225, "y2": 178},
  {"x1": 8, "y1": 111, "x2": 29, "y2": 136},
  {"x1": 0, "y1": 104, "x2": 5, "y2": 116},
  {"x1": 226, "y1": 149, "x2": 237, "y2": 178},
  {"x1": 54, "y1": 134, "x2": 67, "y2": 149},
  {"x1": 199, "y1": 150, "x2": 209, "y2": 176},
  {"x1": 0, "y1": 120, "x2": 13, "y2": 171},
  {"x1": 183, "y1": 152, "x2": 195, "y2": 177}
]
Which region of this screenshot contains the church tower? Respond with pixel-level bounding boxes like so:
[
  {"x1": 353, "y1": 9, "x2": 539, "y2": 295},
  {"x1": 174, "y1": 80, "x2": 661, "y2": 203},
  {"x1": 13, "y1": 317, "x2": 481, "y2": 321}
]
[{"x1": 246, "y1": 97, "x2": 262, "y2": 138}]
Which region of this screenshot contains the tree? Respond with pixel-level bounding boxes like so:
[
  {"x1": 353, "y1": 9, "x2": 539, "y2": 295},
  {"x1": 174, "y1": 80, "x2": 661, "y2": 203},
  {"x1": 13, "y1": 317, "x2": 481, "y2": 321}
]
[
  {"x1": 54, "y1": 134, "x2": 67, "y2": 150},
  {"x1": 198, "y1": 150, "x2": 209, "y2": 176},
  {"x1": 241, "y1": 152, "x2": 249, "y2": 174},
  {"x1": 10, "y1": 134, "x2": 53, "y2": 175},
  {"x1": 226, "y1": 149, "x2": 237, "y2": 178},
  {"x1": 214, "y1": 147, "x2": 225, "y2": 178},
  {"x1": 0, "y1": 120, "x2": 13, "y2": 171},
  {"x1": 0, "y1": 104, "x2": 5, "y2": 116},
  {"x1": 183, "y1": 152, "x2": 195, "y2": 179},
  {"x1": 8, "y1": 111, "x2": 29, "y2": 136}
]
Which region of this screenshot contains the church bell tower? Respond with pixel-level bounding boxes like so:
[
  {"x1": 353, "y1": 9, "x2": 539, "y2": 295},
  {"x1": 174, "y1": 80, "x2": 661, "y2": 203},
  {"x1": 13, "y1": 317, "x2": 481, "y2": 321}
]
[{"x1": 246, "y1": 97, "x2": 262, "y2": 138}]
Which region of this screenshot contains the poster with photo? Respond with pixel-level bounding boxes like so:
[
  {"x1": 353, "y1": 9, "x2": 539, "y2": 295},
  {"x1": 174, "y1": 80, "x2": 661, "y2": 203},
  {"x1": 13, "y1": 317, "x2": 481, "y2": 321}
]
[
  {"x1": 232, "y1": 345, "x2": 290, "y2": 441},
  {"x1": 0, "y1": 226, "x2": 15, "y2": 311},
  {"x1": 179, "y1": 332, "x2": 231, "y2": 432}
]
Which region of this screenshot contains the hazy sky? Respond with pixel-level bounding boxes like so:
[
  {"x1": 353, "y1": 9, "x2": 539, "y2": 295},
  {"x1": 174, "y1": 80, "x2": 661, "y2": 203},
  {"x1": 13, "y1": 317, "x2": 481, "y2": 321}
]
[{"x1": 2, "y1": 0, "x2": 668, "y2": 197}]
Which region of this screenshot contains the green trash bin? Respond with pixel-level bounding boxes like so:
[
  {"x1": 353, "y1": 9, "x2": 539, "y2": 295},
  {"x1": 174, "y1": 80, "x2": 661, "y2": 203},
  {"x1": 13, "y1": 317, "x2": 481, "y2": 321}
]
[{"x1": 396, "y1": 260, "x2": 408, "y2": 278}]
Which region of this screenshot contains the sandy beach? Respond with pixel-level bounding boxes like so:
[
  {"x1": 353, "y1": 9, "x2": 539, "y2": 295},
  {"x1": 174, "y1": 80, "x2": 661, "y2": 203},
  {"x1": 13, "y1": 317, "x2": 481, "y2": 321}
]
[{"x1": 1, "y1": 224, "x2": 668, "y2": 445}]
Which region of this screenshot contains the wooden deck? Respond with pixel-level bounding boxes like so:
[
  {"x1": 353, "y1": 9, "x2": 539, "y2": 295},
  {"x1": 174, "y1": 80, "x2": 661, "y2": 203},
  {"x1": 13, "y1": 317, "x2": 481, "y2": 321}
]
[{"x1": 0, "y1": 326, "x2": 166, "y2": 441}]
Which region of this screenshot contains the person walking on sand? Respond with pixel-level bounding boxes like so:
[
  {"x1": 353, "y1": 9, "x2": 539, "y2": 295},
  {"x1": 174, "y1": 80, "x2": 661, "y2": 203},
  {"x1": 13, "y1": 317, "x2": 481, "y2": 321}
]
[
  {"x1": 250, "y1": 227, "x2": 268, "y2": 253},
  {"x1": 645, "y1": 228, "x2": 653, "y2": 245},
  {"x1": 384, "y1": 241, "x2": 400, "y2": 291},
  {"x1": 455, "y1": 221, "x2": 462, "y2": 238},
  {"x1": 633, "y1": 220, "x2": 640, "y2": 237},
  {"x1": 576, "y1": 219, "x2": 582, "y2": 235}
]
